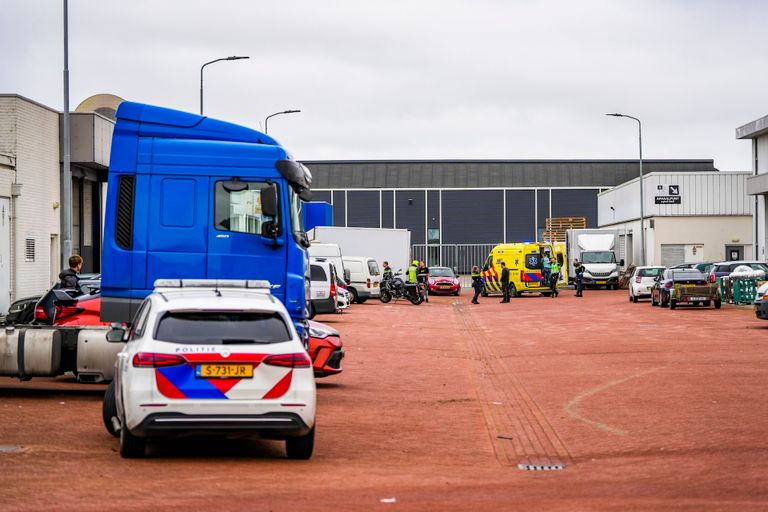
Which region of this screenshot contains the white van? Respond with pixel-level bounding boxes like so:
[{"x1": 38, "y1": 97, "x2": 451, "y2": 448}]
[
  {"x1": 309, "y1": 243, "x2": 347, "y2": 282},
  {"x1": 308, "y1": 260, "x2": 338, "y2": 319},
  {"x1": 342, "y1": 257, "x2": 381, "y2": 303}
]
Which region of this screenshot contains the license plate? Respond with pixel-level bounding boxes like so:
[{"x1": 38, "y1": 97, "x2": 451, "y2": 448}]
[
  {"x1": 597, "y1": 280, "x2": 606, "y2": 285},
  {"x1": 682, "y1": 284, "x2": 696, "y2": 288},
  {"x1": 440, "y1": 285, "x2": 452, "y2": 289},
  {"x1": 688, "y1": 296, "x2": 707, "y2": 301},
  {"x1": 374, "y1": 282, "x2": 378, "y2": 287},
  {"x1": 196, "y1": 364, "x2": 253, "y2": 379}
]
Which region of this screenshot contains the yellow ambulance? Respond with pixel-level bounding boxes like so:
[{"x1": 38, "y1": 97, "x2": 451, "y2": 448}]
[{"x1": 481, "y1": 242, "x2": 568, "y2": 297}]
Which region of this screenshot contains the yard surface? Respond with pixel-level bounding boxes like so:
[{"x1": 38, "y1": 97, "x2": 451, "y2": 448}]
[{"x1": 1, "y1": 289, "x2": 766, "y2": 511}]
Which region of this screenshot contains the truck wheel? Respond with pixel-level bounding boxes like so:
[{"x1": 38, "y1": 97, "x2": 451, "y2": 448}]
[
  {"x1": 102, "y1": 381, "x2": 119, "y2": 438},
  {"x1": 379, "y1": 290, "x2": 392, "y2": 303},
  {"x1": 714, "y1": 299, "x2": 722, "y2": 309},
  {"x1": 286, "y1": 426, "x2": 315, "y2": 460},
  {"x1": 670, "y1": 300, "x2": 677, "y2": 310},
  {"x1": 119, "y1": 425, "x2": 146, "y2": 458},
  {"x1": 348, "y1": 288, "x2": 359, "y2": 304},
  {"x1": 509, "y1": 284, "x2": 518, "y2": 297}
]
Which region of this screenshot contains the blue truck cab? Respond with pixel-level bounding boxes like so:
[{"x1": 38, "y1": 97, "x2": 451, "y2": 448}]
[{"x1": 100, "y1": 102, "x2": 312, "y2": 334}]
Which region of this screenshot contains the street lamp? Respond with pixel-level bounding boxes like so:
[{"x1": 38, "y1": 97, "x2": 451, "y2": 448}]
[
  {"x1": 199, "y1": 56, "x2": 249, "y2": 115},
  {"x1": 264, "y1": 110, "x2": 301, "y2": 134},
  {"x1": 606, "y1": 112, "x2": 645, "y2": 266}
]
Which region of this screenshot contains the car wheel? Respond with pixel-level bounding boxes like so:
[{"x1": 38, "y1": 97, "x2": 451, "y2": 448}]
[
  {"x1": 348, "y1": 288, "x2": 358, "y2": 304},
  {"x1": 632, "y1": 295, "x2": 638, "y2": 303},
  {"x1": 286, "y1": 426, "x2": 315, "y2": 460},
  {"x1": 454, "y1": 288, "x2": 461, "y2": 296},
  {"x1": 670, "y1": 300, "x2": 677, "y2": 310},
  {"x1": 714, "y1": 299, "x2": 722, "y2": 309},
  {"x1": 102, "y1": 380, "x2": 119, "y2": 438},
  {"x1": 357, "y1": 297, "x2": 368, "y2": 304},
  {"x1": 119, "y1": 424, "x2": 146, "y2": 458},
  {"x1": 379, "y1": 290, "x2": 392, "y2": 303},
  {"x1": 307, "y1": 303, "x2": 316, "y2": 320},
  {"x1": 703, "y1": 300, "x2": 711, "y2": 307}
]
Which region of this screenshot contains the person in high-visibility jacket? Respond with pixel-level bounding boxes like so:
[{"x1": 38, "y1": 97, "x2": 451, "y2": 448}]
[
  {"x1": 471, "y1": 265, "x2": 483, "y2": 304},
  {"x1": 549, "y1": 259, "x2": 561, "y2": 298},
  {"x1": 407, "y1": 260, "x2": 419, "y2": 284}
]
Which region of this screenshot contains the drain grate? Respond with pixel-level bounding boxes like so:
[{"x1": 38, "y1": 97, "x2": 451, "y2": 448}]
[
  {"x1": 0, "y1": 445, "x2": 23, "y2": 453},
  {"x1": 517, "y1": 463, "x2": 565, "y2": 471}
]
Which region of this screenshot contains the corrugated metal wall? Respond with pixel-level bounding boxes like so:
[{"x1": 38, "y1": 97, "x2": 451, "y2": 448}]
[
  {"x1": 346, "y1": 190, "x2": 380, "y2": 228},
  {"x1": 506, "y1": 190, "x2": 536, "y2": 242},
  {"x1": 552, "y1": 189, "x2": 599, "y2": 227},
  {"x1": 441, "y1": 190, "x2": 504, "y2": 244},
  {"x1": 381, "y1": 190, "x2": 394, "y2": 228},
  {"x1": 332, "y1": 190, "x2": 346, "y2": 227},
  {"x1": 395, "y1": 190, "x2": 426, "y2": 244}
]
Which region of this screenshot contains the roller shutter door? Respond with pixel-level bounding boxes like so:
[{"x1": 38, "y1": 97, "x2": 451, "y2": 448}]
[{"x1": 661, "y1": 244, "x2": 685, "y2": 267}]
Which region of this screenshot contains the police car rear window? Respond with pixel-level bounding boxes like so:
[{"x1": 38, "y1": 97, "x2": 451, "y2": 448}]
[{"x1": 154, "y1": 312, "x2": 292, "y2": 344}]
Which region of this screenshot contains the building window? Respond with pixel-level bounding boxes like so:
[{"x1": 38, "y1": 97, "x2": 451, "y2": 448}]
[{"x1": 25, "y1": 238, "x2": 35, "y2": 262}]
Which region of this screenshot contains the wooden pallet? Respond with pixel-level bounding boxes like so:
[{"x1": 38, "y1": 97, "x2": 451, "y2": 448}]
[{"x1": 542, "y1": 217, "x2": 587, "y2": 243}]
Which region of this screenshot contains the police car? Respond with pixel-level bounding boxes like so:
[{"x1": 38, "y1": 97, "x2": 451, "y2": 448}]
[{"x1": 102, "y1": 279, "x2": 316, "y2": 459}]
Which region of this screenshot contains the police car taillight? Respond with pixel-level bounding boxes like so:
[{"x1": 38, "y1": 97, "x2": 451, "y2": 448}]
[
  {"x1": 132, "y1": 352, "x2": 186, "y2": 368},
  {"x1": 263, "y1": 353, "x2": 311, "y2": 368}
]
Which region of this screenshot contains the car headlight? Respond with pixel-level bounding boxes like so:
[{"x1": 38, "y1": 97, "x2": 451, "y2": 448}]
[{"x1": 308, "y1": 324, "x2": 338, "y2": 339}]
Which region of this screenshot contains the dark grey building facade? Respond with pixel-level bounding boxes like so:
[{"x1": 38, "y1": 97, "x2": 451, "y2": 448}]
[{"x1": 305, "y1": 160, "x2": 717, "y2": 249}]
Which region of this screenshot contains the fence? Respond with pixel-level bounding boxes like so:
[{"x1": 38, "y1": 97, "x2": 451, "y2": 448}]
[{"x1": 411, "y1": 243, "x2": 498, "y2": 275}]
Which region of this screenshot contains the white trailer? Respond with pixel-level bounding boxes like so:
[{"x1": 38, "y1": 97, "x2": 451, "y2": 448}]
[
  {"x1": 566, "y1": 229, "x2": 624, "y2": 289},
  {"x1": 307, "y1": 227, "x2": 412, "y2": 276}
]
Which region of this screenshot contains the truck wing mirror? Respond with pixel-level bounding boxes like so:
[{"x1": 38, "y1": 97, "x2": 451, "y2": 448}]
[
  {"x1": 620, "y1": 259, "x2": 625, "y2": 267},
  {"x1": 261, "y1": 184, "x2": 279, "y2": 218},
  {"x1": 261, "y1": 220, "x2": 279, "y2": 239},
  {"x1": 344, "y1": 269, "x2": 351, "y2": 282}
]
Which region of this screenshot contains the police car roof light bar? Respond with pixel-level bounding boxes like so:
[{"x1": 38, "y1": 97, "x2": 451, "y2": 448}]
[{"x1": 153, "y1": 279, "x2": 274, "y2": 289}]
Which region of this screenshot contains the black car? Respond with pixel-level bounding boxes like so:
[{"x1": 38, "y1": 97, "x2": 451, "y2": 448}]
[{"x1": 3, "y1": 295, "x2": 41, "y2": 325}]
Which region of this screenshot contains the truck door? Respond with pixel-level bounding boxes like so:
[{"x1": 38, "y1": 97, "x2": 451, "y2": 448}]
[{"x1": 207, "y1": 178, "x2": 285, "y2": 292}]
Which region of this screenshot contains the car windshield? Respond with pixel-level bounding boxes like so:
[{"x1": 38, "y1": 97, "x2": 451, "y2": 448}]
[
  {"x1": 429, "y1": 268, "x2": 455, "y2": 277},
  {"x1": 154, "y1": 311, "x2": 292, "y2": 344},
  {"x1": 638, "y1": 268, "x2": 664, "y2": 277},
  {"x1": 581, "y1": 251, "x2": 616, "y2": 264}
]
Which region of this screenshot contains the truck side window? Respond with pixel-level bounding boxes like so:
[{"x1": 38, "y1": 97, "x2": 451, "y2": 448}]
[{"x1": 214, "y1": 181, "x2": 278, "y2": 235}]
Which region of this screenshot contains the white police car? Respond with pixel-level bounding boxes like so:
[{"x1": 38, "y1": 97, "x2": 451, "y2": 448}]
[{"x1": 102, "y1": 279, "x2": 316, "y2": 459}]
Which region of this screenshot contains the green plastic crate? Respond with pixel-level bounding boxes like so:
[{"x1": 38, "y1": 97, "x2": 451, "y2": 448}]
[{"x1": 732, "y1": 278, "x2": 758, "y2": 304}]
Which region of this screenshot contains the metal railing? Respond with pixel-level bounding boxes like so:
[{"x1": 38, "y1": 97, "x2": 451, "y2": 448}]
[{"x1": 411, "y1": 243, "x2": 498, "y2": 274}]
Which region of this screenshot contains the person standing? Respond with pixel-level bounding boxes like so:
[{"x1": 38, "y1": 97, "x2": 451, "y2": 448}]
[
  {"x1": 417, "y1": 260, "x2": 430, "y2": 302},
  {"x1": 573, "y1": 258, "x2": 585, "y2": 297},
  {"x1": 542, "y1": 251, "x2": 552, "y2": 286},
  {"x1": 59, "y1": 254, "x2": 83, "y2": 290},
  {"x1": 471, "y1": 265, "x2": 483, "y2": 304},
  {"x1": 499, "y1": 262, "x2": 511, "y2": 303},
  {"x1": 382, "y1": 261, "x2": 393, "y2": 281},
  {"x1": 407, "y1": 260, "x2": 419, "y2": 284},
  {"x1": 549, "y1": 258, "x2": 560, "y2": 298}
]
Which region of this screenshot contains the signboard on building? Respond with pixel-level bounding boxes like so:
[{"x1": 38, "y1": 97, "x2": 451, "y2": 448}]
[{"x1": 655, "y1": 184, "x2": 681, "y2": 204}]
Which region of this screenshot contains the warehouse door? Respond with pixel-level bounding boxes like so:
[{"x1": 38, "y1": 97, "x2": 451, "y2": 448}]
[
  {"x1": 0, "y1": 198, "x2": 9, "y2": 313},
  {"x1": 660, "y1": 244, "x2": 685, "y2": 267}
]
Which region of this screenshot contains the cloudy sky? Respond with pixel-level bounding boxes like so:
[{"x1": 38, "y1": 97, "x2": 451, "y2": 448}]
[{"x1": 1, "y1": 0, "x2": 766, "y2": 170}]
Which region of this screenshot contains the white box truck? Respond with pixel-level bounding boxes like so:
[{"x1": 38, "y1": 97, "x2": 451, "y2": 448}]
[
  {"x1": 566, "y1": 229, "x2": 624, "y2": 289},
  {"x1": 307, "y1": 226, "x2": 411, "y2": 278}
]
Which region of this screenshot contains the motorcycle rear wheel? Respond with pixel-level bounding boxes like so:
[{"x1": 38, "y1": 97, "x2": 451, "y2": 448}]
[
  {"x1": 409, "y1": 293, "x2": 423, "y2": 305},
  {"x1": 379, "y1": 290, "x2": 392, "y2": 303}
]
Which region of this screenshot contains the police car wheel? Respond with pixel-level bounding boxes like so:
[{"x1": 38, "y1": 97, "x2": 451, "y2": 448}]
[
  {"x1": 102, "y1": 380, "x2": 119, "y2": 438},
  {"x1": 286, "y1": 427, "x2": 315, "y2": 460},
  {"x1": 119, "y1": 424, "x2": 146, "y2": 458}
]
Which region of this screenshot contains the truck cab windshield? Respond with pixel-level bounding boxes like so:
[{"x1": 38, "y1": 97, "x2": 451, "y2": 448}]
[{"x1": 581, "y1": 251, "x2": 616, "y2": 264}]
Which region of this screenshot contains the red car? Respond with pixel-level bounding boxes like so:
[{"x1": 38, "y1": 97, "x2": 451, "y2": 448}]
[
  {"x1": 427, "y1": 267, "x2": 461, "y2": 296},
  {"x1": 307, "y1": 320, "x2": 344, "y2": 378},
  {"x1": 34, "y1": 277, "x2": 110, "y2": 327}
]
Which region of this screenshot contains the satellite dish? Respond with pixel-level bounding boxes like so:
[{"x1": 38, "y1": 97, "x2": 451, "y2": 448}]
[{"x1": 75, "y1": 93, "x2": 125, "y2": 121}]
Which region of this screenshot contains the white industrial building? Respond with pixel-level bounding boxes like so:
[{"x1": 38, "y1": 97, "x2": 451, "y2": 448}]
[
  {"x1": 0, "y1": 94, "x2": 113, "y2": 314},
  {"x1": 597, "y1": 172, "x2": 754, "y2": 267},
  {"x1": 737, "y1": 115, "x2": 768, "y2": 262}
]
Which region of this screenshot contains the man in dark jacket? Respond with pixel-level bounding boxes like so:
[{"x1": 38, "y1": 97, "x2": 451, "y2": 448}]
[
  {"x1": 573, "y1": 258, "x2": 585, "y2": 297},
  {"x1": 59, "y1": 255, "x2": 83, "y2": 290},
  {"x1": 499, "y1": 261, "x2": 511, "y2": 303}
]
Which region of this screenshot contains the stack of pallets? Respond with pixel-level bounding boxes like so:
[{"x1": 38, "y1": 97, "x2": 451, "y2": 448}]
[{"x1": 542, "y1": 217, "x2": 587, "y2": 242}]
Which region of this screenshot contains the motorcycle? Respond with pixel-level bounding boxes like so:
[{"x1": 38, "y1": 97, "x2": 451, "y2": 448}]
[{"x1": 379, "y1": 270, "x2": 423, "y2": 305}]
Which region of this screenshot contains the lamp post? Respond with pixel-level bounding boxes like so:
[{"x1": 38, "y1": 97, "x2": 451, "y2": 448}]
[
  {"x1": 199, "y1": 56, "x2": 249, "y2": 115},
  {"x1": 264, "y1": 110, "x2": 301, "y2": 134},
  {"x1": 606, "y1": 113, "x2": 645, "y2": 266}
]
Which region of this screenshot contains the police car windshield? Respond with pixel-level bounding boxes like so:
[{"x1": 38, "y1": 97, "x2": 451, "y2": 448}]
[
  {"x1": 581, "y1": 251, "x2": 616, "y2": 264},
  {"x1": 429, "y1": 268, "x2": 455, "y2": 277},
  {"x1": 154, "y1": 311, "x2": 292, "y2": 344}
]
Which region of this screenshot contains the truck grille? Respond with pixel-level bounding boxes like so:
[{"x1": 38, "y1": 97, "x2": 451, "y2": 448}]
[{"x1": 589, "y1": 271, "x2": 612, "y2": 277}]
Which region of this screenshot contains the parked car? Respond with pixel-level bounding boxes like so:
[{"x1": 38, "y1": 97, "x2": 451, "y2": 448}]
[
  {"x1": 427, "y1": 267, "x2": 461, "y2": 295},
  {"x1": 335, "y1": 275, "x2": 351, "y2": 311},
  {"x1": 754, "y1": 282, "x2": 768, "y2": 320},
  {"x1": 650, "y1": 269, "x2": 721, "y2": 309},
  {"x1": 707, "y1": 261, "x2": 768, "y2": 282},
  {"x1": 34, "y1": 275, "x2": 105, "y2": 326},
  {"x1": 308, "y1": 260, "x2": 338, "y2": 319},
  {"x1": 102, "y1": 279, "x2": 316, "y2": 459},
  {"x1": 671, "y1": 262, "x2": 714, "y2": 274},
  {"x1": 628, "y1": 266, "x2": 665, "y2": 303},
  {"x1": 307, "y1": 320, "x2": 344, "y2": 377},
  {"x1": 341, "y1": 256, "x2": 381, "y2": 303}
]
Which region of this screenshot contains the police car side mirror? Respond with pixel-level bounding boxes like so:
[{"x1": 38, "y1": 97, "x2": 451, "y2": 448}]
[{"x1": 106, "y1": 323, "x2": 127, "y2": 343}]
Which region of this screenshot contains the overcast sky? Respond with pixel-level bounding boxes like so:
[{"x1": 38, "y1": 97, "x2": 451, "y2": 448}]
[{"x1": 1, "y1": 0, "x2": 766, "y2": 170}]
